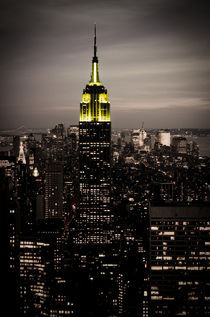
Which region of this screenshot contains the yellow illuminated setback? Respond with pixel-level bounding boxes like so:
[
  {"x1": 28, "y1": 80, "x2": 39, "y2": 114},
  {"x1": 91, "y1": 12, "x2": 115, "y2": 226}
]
[
  {"x1": 79, "y1": 25, "x2": 111, "y2": 122},
  {"x1": 80, "y1": 92, "x2": 111, "y2": 122}
]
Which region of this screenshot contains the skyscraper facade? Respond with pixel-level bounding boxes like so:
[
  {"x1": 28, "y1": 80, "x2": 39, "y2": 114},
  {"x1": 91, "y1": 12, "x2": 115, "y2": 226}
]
[
  {"x1": 150, "y1": 204, "x2": 210, "y2": 316},
  {"x1": 76, "y1": 25, "x2": 112, "y2": 245},
  {"x1": 68, "y1": 26, "x2": 122, "y2": 316},
  {"x1": 45, "y1": 162, "x2": 63, "y2": 219}
]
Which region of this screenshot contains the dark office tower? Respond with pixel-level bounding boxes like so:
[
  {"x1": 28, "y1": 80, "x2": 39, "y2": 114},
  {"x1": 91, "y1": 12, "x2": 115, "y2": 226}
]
[
  {"x1": 37, "y1": 218, "x2": 64, "y2": 273},
  {"x1": 1, "y1": 166, "x2": 19, "y2": 315},
  {"x1": 27, "y1": 133, "x2": 36, "y2": 150},
  {"x1": 36, "y1": 219, "x2": 69, "y2": 315},
  {"x1": 13, "y1": 135, "x2": 20, "y2": 158},
  {"x1": 172, "y1": 136, "x2": 187, "y2": 154},
  {"x1": 51, "y1": 123, "x2": 66, "y2": 139},
  {"x1": 152, "y1": 182, "x2": 174, "y2": 202},
  {"x1": 19, "y1": 237, "x2": 51, "y2": 316},
  {"x1": 111, "y1": 196, "x2": 150, "y2": 317},
  {"x1": 150, "y1": 204, "x2": 210, "y2": 316},
  {"x1": 67, "y1": 125, "x2": 79, "y2": 152},
  {"x1": 45, "y1": 162, "x2": 63, "y2": 218},
  {"x1": 77, "y1": 24, "x2": 111, "y2": 245},
  {"x1": 16, "y1": 162, "x2": 36, "y2": 234},
  {"x1": 36, "y1": 194, "x2": 45, "y2": 221}
]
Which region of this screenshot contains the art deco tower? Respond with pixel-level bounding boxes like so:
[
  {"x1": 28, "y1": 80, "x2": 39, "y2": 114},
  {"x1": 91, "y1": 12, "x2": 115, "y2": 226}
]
[
  {"x1": 76, "y1": 25, "x2": 112, "y2": 245},
  {"x1": 68, "y1": 27, "x2": 121, "y2": 316}
]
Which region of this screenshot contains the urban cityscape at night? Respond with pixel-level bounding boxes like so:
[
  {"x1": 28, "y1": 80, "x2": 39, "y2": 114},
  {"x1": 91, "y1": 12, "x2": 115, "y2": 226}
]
[{"x1": 1, "y1": 1, "x2": 210, "y2": 316}]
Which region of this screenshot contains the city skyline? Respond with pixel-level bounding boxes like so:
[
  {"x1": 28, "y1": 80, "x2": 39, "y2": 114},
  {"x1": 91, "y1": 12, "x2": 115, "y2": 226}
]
[
  {"x1": 0, "y1": 0, "x2": 210, "y2": 129},
  {"x1": 1, "y1": 18, "x2": 210, "y2": 315}
]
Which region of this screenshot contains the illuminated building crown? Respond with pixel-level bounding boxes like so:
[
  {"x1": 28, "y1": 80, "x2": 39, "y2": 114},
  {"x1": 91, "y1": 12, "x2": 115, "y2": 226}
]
[
  {"x1": 80, "y1": 24, "x2": 111, "y2": 122},
  {"x1": 18, "y1": 141, "x2": 26, "y2": 164}
]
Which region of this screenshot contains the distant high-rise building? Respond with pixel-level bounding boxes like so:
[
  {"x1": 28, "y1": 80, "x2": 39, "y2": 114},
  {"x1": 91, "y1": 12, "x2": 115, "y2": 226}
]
[
  {"x1": 45, "y1": 162, "x2": 63, "y2": 218},
  {"x1": 67, "y1": 125, "x2": 79, "y2": 152},
  {"x1": 51, "y1": 123, "x2": 66, "y2": 139},
  {"x1": 132, "y1": 129, "x2": 141, "y2": 150},
  {"x1": 16, "y1": 162, "x2": 36, "y2": 234},
  {"x1": 67, "y1": 125, "x2": 79, "y2": 138},
  {"x1": 156, "y1": 130, "x2": 170, "y2": 147},
  {"x1": 28, "y1": 149, "x2": 35, "y2": 170},
  {"x1": 139, "y1": 128, "x2": 147, "y2": 147},
  {"x1": 18, "y1": 141, "x2": 26, "y2": 164},
  {"x1": 13, "y1": 135, "x2": 20, "y2": 158},
  {"x1": 36, "y1": 194, "x2": 45, "y2": 221},
  {"x1": 19, "y1": 238, "x2": 51, "y2": 316},
  {"x1": 172, "y1": 136, "x2": 187, "y2": 154},
  {"x1": 150, "y1": 204, "x2": 210, "y2": 316},
  {"x1": 152, "y1": 182, "x2": 174, "y2": 202},
  {"x1": 1, "y1": 166, "x2": 19, "y2": 315},
  {"x1": 27, "y1": 133, "x2": 36, "y2": 150},
  {"x1": 37, "y1": 218, "x2": 64, "y2": 273},
  {"x1": 188, "y1": 140, "x2": 199, "y2": 156},
  {"x1": 132, "y1": 129, "x2": 147, "y2": 150}
]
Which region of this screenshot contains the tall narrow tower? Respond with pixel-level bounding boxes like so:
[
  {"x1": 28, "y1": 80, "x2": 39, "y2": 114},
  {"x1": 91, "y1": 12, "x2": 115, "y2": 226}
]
[
  {"x1": 76, "y1": 25, "x2": 112, "y2": 245},
  {"x1": 69, "y1": 27, "x2": 121, "y2": 317},
  {"x1": 18, "y1": 141, "x2": 26, "y2": 164}
]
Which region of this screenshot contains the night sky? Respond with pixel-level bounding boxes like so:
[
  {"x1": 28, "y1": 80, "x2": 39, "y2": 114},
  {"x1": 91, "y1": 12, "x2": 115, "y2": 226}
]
[{"x1": 0, "y1": 0, "x2": 209, "y2": 129}]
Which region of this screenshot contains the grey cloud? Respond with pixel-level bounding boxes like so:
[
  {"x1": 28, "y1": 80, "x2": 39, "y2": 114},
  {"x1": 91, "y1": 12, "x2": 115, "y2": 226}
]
[{"x1": 0, "y1": 0, "x2": 209, "y2": 129}]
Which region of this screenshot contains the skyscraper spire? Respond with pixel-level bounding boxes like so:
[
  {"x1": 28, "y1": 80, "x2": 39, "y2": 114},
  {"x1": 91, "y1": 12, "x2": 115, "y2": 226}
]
[
  {"x1": 89, "y1": 24, "x2": 101, "y2": 86},
  {"x1": 93, "y1": 23, "x2": 97, "y2": 62},
  {"x1": 80, "y1": 26, "x2": 110, "y2": 122},
  {"x1": 18, "y1": 141, "x2": 26, "y2": 164}
]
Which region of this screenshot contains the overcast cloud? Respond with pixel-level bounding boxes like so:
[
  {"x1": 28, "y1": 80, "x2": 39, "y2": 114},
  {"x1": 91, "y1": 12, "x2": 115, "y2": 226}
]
[{"x1": 0, "y1": 0, "x2": 209, "y2": 129}]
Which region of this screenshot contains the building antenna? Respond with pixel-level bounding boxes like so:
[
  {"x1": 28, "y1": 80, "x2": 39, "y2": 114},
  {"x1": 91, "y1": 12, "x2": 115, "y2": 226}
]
[{"x1": 94, "y1": 23, "x2": 97, "y2": 60}]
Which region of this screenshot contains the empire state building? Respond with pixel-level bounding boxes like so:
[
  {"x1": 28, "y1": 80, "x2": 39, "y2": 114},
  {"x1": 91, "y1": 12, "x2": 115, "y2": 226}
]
[
  {"x1": 75, "y1": 25, "x2": 113, "y2": 245},
  {"x1": 68, "y1": 26, "x2": 123, "y2": 317}
]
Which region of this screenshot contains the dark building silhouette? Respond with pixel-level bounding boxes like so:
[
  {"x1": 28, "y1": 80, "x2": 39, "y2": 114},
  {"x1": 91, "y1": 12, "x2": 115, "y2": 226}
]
[
  {"x1": 45, "y1": 162, "x2": 63, "y2": 218},
  {"x1": 18, "y1": 236, "x2": 52, "y2": 316},
  {"x1": 1, "y1": 164, "x2": 20, "y2": 316},
  {"x1": 13, "y1": 135, "x2": 20, "y2": 158},
  {"x1": 150, "y1": 204, "x2": 210, "y2": 316},
  {"x1": 172, "y1": 136, "x2": 187, "y2": 154}
]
